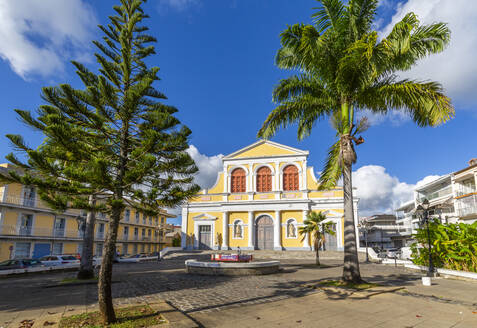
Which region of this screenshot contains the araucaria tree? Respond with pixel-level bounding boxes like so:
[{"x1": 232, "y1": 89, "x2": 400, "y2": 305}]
[
  {"x1": 299, "y1": 211, "x2": 335, "y2": 266},
  {"x1": 2, "y1": 0, "x2": 200, "y2": 323},
  {"x1": 258, "y1": 0, "x2": 454, "y2": 283}
]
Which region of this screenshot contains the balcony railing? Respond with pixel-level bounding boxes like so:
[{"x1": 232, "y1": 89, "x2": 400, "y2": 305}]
[
  {"x1": 53, "y1": 228, "x2": 65, "y2": 237},
  {"x1": 457, "y1": 205, "x2": 477, "y2": 217},
  {"x1": 0, "y1": 194, "x2": 79, "y2": 216},
  {"x1": 0, "y1": 224, "x2": 82, "y2": 239},
  {"x1": 18, "y1": 226, "x2": 32, "y2": 236},
  {"x1": 96, "y1": 232, "x2": 105, "y2": 239},
  {"x1": 455, "y1": 194, "x2": 477, "y2": 217}
]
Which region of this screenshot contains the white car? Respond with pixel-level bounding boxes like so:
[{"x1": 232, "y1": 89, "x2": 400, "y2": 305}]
[
  {"x1": 39, "y1": 255, "x2": 80, "y2": 266},
  {"x1": 386, "y1": 248, "x2": 401, "y2": 259}
]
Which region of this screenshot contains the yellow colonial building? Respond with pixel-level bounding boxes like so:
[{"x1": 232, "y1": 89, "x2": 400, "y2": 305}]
[
  {"x1": 181, "y1": 140, "x2": 359, "y2": 251},
  {"x1": 0, "y1": 163, "x2": 175, "y2": 261}
]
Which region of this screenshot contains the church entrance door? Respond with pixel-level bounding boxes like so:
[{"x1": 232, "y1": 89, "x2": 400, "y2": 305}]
[{"x1": 255, "y1": 216, "x2": 274, "y2": 250}]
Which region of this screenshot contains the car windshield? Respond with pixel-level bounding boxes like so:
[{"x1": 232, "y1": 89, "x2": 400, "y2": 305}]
[
  {"x1": 61, "y1": 256, "x2": 77, "y2": 260},
  {"x1": 0, "y1": 260, "x2": 14, "y2": 266},
  {"x1": 27, "y1": 260, "x2": 41, "y2": 265}
]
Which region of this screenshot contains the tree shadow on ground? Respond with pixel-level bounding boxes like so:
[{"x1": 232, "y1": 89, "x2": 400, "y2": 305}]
[{"x1": 0, "y1": 253, "x2": 421, "y2": 317}]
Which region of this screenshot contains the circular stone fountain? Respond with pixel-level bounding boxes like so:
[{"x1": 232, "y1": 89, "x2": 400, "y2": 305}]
[{"x1": 185, "y1": 259, "x2": 280, "y2": 276}]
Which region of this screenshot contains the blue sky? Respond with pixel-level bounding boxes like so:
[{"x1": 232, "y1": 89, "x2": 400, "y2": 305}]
[{"x1": 0, "y1": 0, "x2": 476, "y2": 222}]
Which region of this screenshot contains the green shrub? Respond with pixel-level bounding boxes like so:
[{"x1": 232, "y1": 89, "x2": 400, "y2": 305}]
[{"x1": 411, "y1": 221, "x2": 477, "y2": 273}]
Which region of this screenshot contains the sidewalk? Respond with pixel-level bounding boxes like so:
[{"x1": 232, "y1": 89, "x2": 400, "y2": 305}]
[{"x1": 192, "y1": 284, "x2": 477, "y2": 328}]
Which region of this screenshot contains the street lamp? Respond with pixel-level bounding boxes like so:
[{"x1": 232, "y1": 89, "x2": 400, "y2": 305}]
[
  {"x1": 76, "y1": 215, "x2": 86, "y2": 237},
  {"x1": 358, "y1": 219, "x2": 371, "y2": 263},
  {"x1": 416, "y1": 199, "x2": 435, "y2": 277}
]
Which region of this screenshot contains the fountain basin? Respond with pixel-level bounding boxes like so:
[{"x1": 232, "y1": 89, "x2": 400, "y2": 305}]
[{"x1": 185, "y1": 259, "x2": 280, "y2": 276}]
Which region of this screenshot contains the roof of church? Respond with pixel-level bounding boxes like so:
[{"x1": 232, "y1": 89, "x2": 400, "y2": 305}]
[{"x1": 223, "y1": 139, "x2": 309, "y2": 160}]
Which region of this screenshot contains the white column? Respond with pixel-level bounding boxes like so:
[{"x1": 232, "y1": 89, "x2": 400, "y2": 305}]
[
  {"x1": 223, "y1": 211, "x2": 229, "y2": 250},
  {"x1": 248, "y1": 211, "x2": 254, "y2": 249},
  {"x1": 274, "y1": 210, "x2": 282, "y2": 250},
  {"x1": 181, "y1": 207, "x2": 188, "y2": 249},
  {"x1": 354, "y1": 203, "x2": 359, "y2": 250},
  {"x1": 303, "y1": 210, "x2": 311, "y2": 250}
]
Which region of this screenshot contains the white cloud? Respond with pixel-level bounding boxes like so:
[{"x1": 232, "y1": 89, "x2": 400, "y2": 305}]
[
  {"x1": 353, "y1": 165, "x2": 440, "y2": 216},
  {"x1": 380, "y1": 0, "x2": 477, "y2": 109},
  {"x1": 0, "y1": 0, "x2": 96, "y2": 79},
  {"x1": 157, "y1": 0, "x2": 199, "y2": 12},
  {"x1": 166, "y1": 145, "x2": 222, "y2": 223},
  {"x1": 186, "y1": 145, "x2": 223, "y2": 189}
]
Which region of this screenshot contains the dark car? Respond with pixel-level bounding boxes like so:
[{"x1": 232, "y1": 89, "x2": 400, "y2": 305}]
[{"x1": 0, "y1": 259, "x2": 44, "y2": 270}]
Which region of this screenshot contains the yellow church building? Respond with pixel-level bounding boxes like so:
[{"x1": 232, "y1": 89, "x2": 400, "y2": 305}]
[{"x1": 181, "y1": 140, "x2": 359, "y2": 251}]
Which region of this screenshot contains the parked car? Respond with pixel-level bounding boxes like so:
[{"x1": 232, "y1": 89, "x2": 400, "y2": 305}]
[
  {"x1": 386, "y1": 248, "x2": 401, "y2": 259},
  {"x1": 0, "y1": 259, "x2": 44, "y2": 270},
  {"x1": 126, "y1": 253, "x2": 149, "y2": 258},
  {"x1": 39, "y1": 255, "x2": 80, "y2": 266}
]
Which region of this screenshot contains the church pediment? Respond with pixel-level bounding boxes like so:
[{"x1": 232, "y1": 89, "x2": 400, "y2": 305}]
[
  {"x1": 192, "y1": 213, "x2": 218, "y2": 221},
  {"x1": 224, "y1": 140, "x2": 308, "y2": 160}
]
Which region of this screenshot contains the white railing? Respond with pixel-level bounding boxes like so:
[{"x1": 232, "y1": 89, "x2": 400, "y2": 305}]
[
  {"x1": 0, "y1": 224, "x2": 82, "y2": 239},
  {"x1": 455, "y1": 194, "x2": 477, "y2": 217}
]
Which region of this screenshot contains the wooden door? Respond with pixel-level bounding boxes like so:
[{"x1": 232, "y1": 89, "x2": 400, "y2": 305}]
[
  {"x1": 256, "y1": 216, "x2": 274, "y2": 250},
  {"x1": 324, "y1": 223, "x2": 337, "y2": 250},
  {"x1": 199, "y1": 225, "x2": 212, "y2": 250}
]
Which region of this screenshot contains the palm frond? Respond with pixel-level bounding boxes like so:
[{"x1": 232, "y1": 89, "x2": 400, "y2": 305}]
[
  {"x1": 358, "y1": 78, "x2": 455, "y2": 126},
  {"x1": 375, "y1": 13, "x2": 450, "y2": 73},
  {"x1": 346, "y1": 0, "x2": 378, "y2": 41},
  {"x1": 312, "y1": 0, "x2": 345, "y2": 34},
  {"x1": 318, "y1": 139, "x2": 342, "y2": 190},
  {"x1": 258, "y1": 94, "x2": 333, "y2": 139}
]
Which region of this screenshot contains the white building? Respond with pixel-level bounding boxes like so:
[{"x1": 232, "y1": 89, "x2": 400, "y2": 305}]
[{"x1": 395, "y1": 158, "x2": 477, "y2": 240}]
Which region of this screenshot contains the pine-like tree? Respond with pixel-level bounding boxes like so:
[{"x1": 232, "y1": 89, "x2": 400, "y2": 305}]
[{"x1": 1, "y1": 0, "x2": 200, "y2": 323}]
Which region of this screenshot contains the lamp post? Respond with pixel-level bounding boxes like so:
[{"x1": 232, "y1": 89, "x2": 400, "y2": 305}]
[
  {"x1": 416, "y1": 199, "x2": 435, "y2": 277},
  {"x1": 358, "y1": 219, "x2": 370, "y2": 263},
  {"x1": 76, "y1": 215, "x2": 86, "y2": 237}
]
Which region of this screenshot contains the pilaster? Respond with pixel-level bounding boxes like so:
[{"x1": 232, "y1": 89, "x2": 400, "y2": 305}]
[
  {"x1": 274, "y1": 210, "x2": 282, "y2": 250},
  {"x1": 223, "y1": 211, "x2": 229, "y2": 249},
  {"x1": 248, "y1": 211, "x2": 254, "y2": 249},
  {"x1": 302, "y1": 210, "x2": 311, "y2": 250}
]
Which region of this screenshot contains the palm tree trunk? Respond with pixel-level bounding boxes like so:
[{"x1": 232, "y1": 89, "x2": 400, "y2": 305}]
[
  {"x1": 315, "y1": 238, "x2": 320, "y2": 266},
  {"x1": 98, "y1": 204, "x2": 121, "y2": 324},
  {"x1": 77, "y1": 195, "x2": 96, "y2": 279},
  {"x1": 342, "y1": 161, "x2": 362, "y2": 283}
]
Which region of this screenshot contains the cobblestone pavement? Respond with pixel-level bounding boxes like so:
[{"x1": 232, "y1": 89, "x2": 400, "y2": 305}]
[{"x1": 1, "y1": 251, "x2": 477, "y2": 327}]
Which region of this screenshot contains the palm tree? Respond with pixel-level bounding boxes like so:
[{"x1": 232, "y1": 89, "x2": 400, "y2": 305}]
[
  {"x1": 258, "y1": 0, "x2": 454, "y2": 283},
  {"x1": 299, "y1": 211, "x2": 335, "y2": 266}
]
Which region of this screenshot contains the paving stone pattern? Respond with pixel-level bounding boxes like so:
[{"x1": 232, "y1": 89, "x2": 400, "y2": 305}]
[
  {"x1": 2, "y1": 250, "x2": 477, "y2": 328},
  {"x1": 111, "y1": 252, "x2": 322, "y2": 313}
]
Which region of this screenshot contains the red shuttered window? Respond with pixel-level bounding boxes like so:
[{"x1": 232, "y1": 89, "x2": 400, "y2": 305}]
[
  {"x1": 256, "y1": 166, "x2": 272, "y2": 192},
  {"x1": 283, "y1": 165, "x2": 299, "y2": 191},
  {"x1": 231, "y1": 168, "x2": 246, "y2": 193}
]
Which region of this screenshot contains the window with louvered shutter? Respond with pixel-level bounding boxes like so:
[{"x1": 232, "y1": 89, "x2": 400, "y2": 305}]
[
  {"x1": 256, "y1": 166, "x2": 272, "y2": 192},
  {"x1": 283, "y1": 165, "x2": 299, "y2": 191},
  {"x1": 231, "y1": 168, "x2": 246, "y2": 193}
]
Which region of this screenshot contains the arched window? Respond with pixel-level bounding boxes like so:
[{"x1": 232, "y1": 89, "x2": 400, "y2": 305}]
[
  {"x1": 283, "y1": 165, "x2": 299, "y2": 191},
  {"x1": 256, "y1": 166, "x2": 272, "y2": 192},
  {"x1": 231, "y1": 168, "x2": 246, "y2": 193},
  {"x1": 286, "y1": 219, "x2": 297, "y2": 238},
  {"x1": 233, "y1": 220, "x2": 243, "y2": 239}
]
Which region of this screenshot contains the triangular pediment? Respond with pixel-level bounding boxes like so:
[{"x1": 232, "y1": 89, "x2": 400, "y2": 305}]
[
  {"x1": 192, "y1": 213, "x2": 218, "y2": 221},
  {"x1": 224, "y1": 140, "x2": 308, "y2": 160}
]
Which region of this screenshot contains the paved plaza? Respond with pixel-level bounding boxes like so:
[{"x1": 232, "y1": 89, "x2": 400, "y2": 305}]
[{"x1": 0, "y1": 251, "x2": 477, "y2": 327}]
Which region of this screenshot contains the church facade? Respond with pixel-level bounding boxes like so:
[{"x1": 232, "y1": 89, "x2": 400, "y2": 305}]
[{"x1": 181, "y1": 140, "x2": 358, "y2": 251}]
